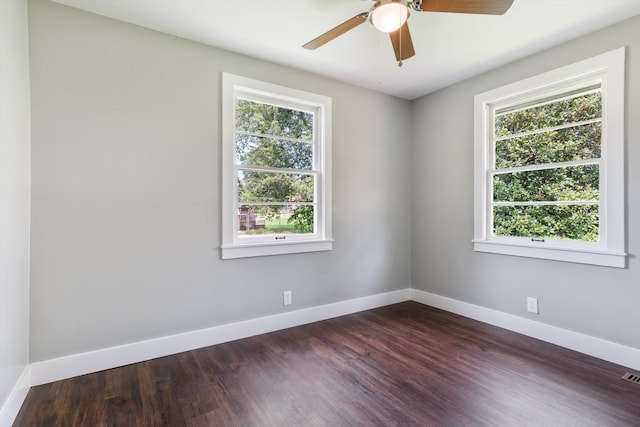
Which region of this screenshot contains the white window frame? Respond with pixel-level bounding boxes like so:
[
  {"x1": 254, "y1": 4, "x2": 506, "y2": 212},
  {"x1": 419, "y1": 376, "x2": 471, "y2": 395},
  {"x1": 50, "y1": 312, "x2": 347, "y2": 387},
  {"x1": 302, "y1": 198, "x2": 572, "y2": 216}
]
[
  {"x1": 473, "y1": 47, "x2": 626, "y2": 268},
  {"x1": 221, "y1": 73, "x2": 332, "y2": 259}
]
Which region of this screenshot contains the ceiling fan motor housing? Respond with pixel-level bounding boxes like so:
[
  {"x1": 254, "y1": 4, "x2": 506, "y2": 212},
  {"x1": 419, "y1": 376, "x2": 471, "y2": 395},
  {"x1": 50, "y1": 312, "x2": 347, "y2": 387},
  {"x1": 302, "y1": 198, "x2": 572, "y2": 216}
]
[{"x1": 409, "y1": 0, "x2": 423, "y2": 12}]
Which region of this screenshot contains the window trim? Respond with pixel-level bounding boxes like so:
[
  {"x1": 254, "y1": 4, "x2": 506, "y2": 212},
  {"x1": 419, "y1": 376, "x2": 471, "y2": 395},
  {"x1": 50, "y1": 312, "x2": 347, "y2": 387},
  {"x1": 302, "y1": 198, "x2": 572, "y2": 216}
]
[
  {"x1": 221, "y1": 73, "x2": 332, "y2": 259},
  {"x1": 473, "y1": 47, "x2": 626, "y2": 268}
]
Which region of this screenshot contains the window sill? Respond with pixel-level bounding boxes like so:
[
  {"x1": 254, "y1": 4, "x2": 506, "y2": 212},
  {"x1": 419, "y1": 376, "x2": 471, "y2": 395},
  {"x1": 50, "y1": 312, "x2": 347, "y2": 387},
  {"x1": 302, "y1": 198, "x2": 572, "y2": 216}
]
[
  {"x1": 221, "y1": 239, "x2": 333, "y2": 260},
  {"x1": 473, "y1": 240, "x2": 626, "y2": 268}
]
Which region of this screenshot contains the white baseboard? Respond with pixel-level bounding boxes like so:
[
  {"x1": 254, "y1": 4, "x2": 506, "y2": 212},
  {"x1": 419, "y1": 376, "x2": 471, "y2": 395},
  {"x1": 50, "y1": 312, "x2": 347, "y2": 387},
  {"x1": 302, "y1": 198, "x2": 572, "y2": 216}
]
[
  {"x1": 30, "y1": 288, "x2": 412, "y2": 386},
  {"x1": 28, "y1": 287, "x2": 640, "y2": 387},
  {"x1": 9, "y1": 287, "x2": 640, "y2": 427},
  {"x1": 0, "y1": 365, "x2": 31, "y2": 427},
  {"x1": 411, "y1": 289, "x2": 640, "y2": 371}
]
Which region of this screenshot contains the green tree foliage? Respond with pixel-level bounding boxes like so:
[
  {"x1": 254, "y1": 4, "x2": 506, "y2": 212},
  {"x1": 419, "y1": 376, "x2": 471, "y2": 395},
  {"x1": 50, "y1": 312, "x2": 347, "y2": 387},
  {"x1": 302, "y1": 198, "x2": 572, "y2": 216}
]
[
  {"x1": 495, "y1": 92, "x2": 601, "y2": 137},
  {"x1": 495, "y1": 123, "x2": 601, "y2": 169},
  {"x1": 288, "y1": 205, "x2": 314, "y2": 233},
  {"x1": 493, "y1": 166, "x2": 599, "y2": 203},
  {"x1": 494, "y1": 205, "x2": 599, "y2": 242},
  {"x1": 235, "y1": 100, "x2": 315, "y2": 233},
  {"x1": 492, "y1": 91, "x2": 601, "y2": 242}
]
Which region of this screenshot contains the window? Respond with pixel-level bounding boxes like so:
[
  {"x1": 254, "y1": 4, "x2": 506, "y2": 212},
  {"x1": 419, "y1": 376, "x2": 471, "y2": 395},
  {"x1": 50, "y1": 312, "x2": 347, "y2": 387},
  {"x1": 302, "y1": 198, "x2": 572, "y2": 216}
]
[
  {"x1": 473, "y1": 48, "x2": 626, "y2": 268},
  {"x1": 221, "y1": 73, "x2": 332, "y2": 259}
]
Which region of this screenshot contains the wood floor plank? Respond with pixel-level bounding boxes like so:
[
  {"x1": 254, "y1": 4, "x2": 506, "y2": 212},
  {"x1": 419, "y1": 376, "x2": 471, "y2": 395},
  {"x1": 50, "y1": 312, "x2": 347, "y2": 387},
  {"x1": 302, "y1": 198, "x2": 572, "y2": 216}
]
[{"x1": 14, "y1": 302, "x2": 640, "y2": 426}]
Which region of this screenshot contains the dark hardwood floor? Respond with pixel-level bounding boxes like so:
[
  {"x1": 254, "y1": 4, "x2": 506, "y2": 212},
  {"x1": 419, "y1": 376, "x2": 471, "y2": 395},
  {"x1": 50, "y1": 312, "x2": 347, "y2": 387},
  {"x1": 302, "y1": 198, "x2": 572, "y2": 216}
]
[{"x1": 14, "y1": 302, "x2": 640, "y2": 426}]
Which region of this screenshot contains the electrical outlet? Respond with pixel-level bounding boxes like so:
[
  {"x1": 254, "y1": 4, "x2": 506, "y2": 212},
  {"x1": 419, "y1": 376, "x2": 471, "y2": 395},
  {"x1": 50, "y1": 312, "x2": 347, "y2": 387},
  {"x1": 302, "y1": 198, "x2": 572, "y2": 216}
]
[
  {"x1": 283, "y1": 290, "x2": 292, "y2": 306},
  {"x1": 527, "y1": 297, "x2": 539, "y2": 314}
]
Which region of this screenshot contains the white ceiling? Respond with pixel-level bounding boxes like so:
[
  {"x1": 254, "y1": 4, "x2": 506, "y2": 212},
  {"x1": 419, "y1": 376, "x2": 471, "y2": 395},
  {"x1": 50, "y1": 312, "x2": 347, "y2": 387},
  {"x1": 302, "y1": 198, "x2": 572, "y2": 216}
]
[{"x1": 52, "y1": 0, "x2": 640, "y2": 100}]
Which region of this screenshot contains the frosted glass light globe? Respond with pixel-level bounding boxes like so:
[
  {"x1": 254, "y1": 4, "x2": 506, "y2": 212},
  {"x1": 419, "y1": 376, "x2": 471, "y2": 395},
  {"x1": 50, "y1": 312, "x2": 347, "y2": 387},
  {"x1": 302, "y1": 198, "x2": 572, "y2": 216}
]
[{"x1": 371, "y1": 1, "x2": 409, "y2": 33}]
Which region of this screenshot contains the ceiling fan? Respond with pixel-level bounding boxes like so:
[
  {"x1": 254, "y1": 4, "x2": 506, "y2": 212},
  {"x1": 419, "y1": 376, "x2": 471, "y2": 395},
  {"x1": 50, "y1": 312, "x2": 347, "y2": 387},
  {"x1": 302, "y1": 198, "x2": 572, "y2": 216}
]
[{"x1": 303, "y1": 0, "x2": 514, "y2": 66}]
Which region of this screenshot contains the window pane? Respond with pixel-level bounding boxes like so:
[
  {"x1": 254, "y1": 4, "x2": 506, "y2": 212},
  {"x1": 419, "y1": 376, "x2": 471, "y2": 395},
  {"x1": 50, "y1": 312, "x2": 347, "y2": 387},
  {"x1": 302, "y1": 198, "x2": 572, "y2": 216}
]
[
  {"x1": 493, "y1": 205, "x2": 598, "y2": 242},
  {"x1": 238, "y1": 170, "x2": 314, "y2": 203},
  {"x1": 235, "y1": 100, "x2": 313, "y2": 140},
  {"x1": 493, "y1": 165, "x2": 599, "y2": 203},
  {"x1": 495, "y1": 92, "x2": 601, "y2": 137},
  {"x1": 235, "y1": 135, "x2": 312, "y2": 170},
  {"x1": 237, "y1": 204, "x2": 314, "y2": 235},
  {"x1": 495, "y1": 122, "x2": 601, "y2": 169}
]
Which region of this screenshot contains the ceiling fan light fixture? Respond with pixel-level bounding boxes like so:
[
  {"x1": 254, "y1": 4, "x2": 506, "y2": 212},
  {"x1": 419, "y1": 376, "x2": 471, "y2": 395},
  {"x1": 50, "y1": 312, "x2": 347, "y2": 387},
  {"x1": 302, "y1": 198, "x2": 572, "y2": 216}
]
[{"x1": 370, "y1": 0, "x2": 409, "y2": 33}]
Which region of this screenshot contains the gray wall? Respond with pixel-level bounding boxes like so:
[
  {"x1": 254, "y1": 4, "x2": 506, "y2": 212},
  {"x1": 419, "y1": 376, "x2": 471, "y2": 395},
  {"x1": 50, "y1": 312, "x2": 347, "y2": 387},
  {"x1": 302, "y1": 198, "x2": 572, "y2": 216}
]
[
  {"x1": 28, "y1": 0, "x2": 412, "y2": 362},
  {"x1": 411, "y1": 16, "x2": 640, "y2": 349},
  {"x1": 0, "y1": 0, "x2": 31, "y2": 411}
]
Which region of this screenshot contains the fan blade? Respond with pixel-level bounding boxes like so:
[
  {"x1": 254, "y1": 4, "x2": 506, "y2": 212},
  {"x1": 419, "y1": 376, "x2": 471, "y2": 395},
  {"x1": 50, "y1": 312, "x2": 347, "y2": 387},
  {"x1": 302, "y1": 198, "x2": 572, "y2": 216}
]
[
  {"x1": 389, "y1": 22, "x2": 415, "y2": 61},
  {"x1": 420, "y1": 0, "x2": 514, "y2": 15},
  {"x1": 303, "y1": 12, "x2": 368, "y2": 50}
]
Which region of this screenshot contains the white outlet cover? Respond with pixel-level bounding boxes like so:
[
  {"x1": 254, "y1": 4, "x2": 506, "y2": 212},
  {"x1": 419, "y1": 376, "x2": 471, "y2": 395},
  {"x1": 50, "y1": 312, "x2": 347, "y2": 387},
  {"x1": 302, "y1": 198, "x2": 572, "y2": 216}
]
[
  {"x1": 283, "y1": 290, "x2": 292, "y2": 306},
  {"x1": 527, "y1": 297, "x2": 539, "y2": 314}
]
